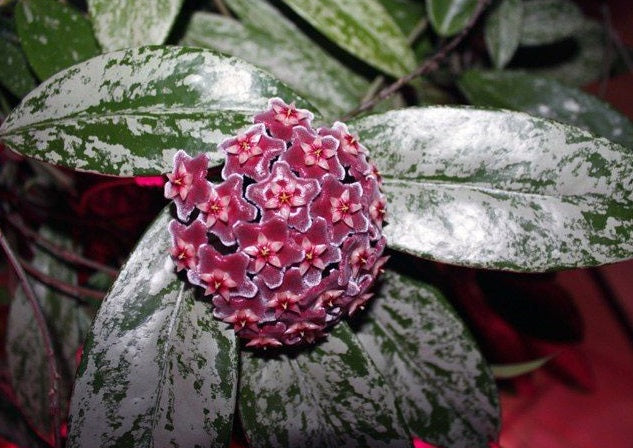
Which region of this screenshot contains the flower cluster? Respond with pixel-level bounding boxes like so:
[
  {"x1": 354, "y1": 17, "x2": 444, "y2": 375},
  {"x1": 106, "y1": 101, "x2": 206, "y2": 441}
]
[{"x1": 165, "y1": 98, "x2": 387, "y2": 347}]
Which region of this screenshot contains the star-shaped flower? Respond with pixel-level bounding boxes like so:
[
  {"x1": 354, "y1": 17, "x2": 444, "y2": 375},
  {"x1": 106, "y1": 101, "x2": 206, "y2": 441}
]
[
  {"x1": 168, "y1": 219, "x2": 207, "y2": 272},
  {"x1": 235, "y1": 217, "x2": 303, "y2": 288},
  {"x1": 197, "y1": 174, "x2": 258, "y2": 245},
  {"x1": 223, "y1": 308, "x2": 260, "y2": 333},
  {"x1": 255, "y1": 268, "x2": 307, "y2": 319},
  {"x1": 188, "y1": 244, "x2": 257, "y2": 300},
  {"x1": 310, "y1": 175, "x2": 368, "y2": 245},
  {"x1": 318, "y1": 122, "x2": 370, "y2": 178},
  {"x1": 220, "y1": 124, "x2": 285, "y2": 181},
  {"x1": 254, "y1": 97, "x2": 313, "y2": 141},
  {"x1": 292, "y1": 217, "x2": 341, "y2": 286},
  {"x1": 281, "y1": 127, "x2": 344, "y2": 180},
  {"x1": 245, "y1": 322, "x2": 287, "y2": 348},
  {"x1": 164, "y1": 150, "x2": 211, "y2": 221},
  {"x1": 245, "y1": 161, "x2": 320, "y2": 232},
  {"x1": 284, "y1": 308, "x2": 327, "y2": 344}
]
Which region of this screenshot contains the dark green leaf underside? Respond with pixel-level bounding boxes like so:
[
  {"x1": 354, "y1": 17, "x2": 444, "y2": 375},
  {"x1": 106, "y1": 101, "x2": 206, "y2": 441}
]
[
  {"x1": 0, "y1": 38, "x2": 37, "y2": 98},
  {"x1": 351, "y1": 107, "x2": 633, "y2": 271},
  {"x1": 67, "y1": 208, "x2": 238, "y2": 448}
]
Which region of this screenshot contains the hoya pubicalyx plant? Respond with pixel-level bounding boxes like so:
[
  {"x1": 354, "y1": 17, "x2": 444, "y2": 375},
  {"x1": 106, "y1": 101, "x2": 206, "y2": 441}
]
[{"x1": 165, "y1": 98, "x2": 388, "y2": 347}]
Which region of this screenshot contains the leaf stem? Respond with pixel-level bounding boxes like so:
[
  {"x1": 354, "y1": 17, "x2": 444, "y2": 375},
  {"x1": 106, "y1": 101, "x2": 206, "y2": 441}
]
[
  {"x1": 6, "y1": 214, "x2": 119, "y2": 278},
  {"x1": 0, "y1": 229, "x2": 62, "y2": 448},
  {"x1": 342, "y1": 0, "x2": 491, "y2": 120},
  {"x1": 19, "y1": 257, "x2": 105, "y2": 302}
]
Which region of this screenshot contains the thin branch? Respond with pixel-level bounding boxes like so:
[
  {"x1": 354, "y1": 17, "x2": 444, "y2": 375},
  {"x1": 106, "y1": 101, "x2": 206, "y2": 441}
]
[
  {"x1": 20, "y1": 257, "x2": 105, "y2": 302},
  {"x1": 342, "y1": 0, "x2": 491, "y2": 120},
  {"x1": 6, "y1": 214, "x2": 119, "y2": 278},
  {"x1": 0, "y1": 229, "x2": 62, "y2": 448},
  {"x1": 212, "y1": 0, "x2": 231, "y2": 17}
]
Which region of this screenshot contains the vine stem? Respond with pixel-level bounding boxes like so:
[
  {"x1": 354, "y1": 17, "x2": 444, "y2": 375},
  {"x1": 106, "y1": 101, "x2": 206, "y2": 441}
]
[
  {"x1": 6, "y1": 214, "x2": 119, "y2": 278},
  {"x1": 0, "y1": 229, "x2": 62, "y2": 448},
  {"x1": 20, "y1": 257, "x2": 105, "y2": 302},
  {"x1": 342, "y1": 0, "x2": 492, "y2": 121}
]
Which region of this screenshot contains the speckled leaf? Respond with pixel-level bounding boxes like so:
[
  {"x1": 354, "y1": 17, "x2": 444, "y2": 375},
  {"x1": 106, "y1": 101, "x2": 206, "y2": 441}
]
[
  {"x1": 67, "y1": 208, "x2": 238, "y2": 448},
  {"x1": 458, "y1": 70, "x2": 633, "y2": 149},
  {"x1": 356, "y1": 270, "x2": 499, "y2": 447},
  {"x1": 223, "y1": 0, "x2": 293, "y2": 42},
  {"x1": 351, "y1": 107, "x2": 633, "y2": 271},
  {"x1": 426, "y1": 0, "x2": 477, "y2": 37},
  {"x1": 279, "y1": 0, "x2": 416, "y2": 77},
  {"x1": 491, "y1": 357, "x2": 550, "y2": 379},
  {"x1": 6, "y1": 228, "x2": 91, "y2": 438},
  {"x1": 377, "y1": 0, "x2": 427, "y2": 36},
  {"x1": 0, "y1": 37, "x2": 36, "y2": 98},
  {"x1": 0, "y1": 46, "x2": 310, "y2": 176},
  {"x1": 520, "y1": 0, "x2": 583, "y2": 46},
  {"x1": 484, "y1": 0, "x2": 523, "y2": 69},
  {"x1": 528, "y1": 20, "x2": 606, "y2": 87},
  {"x1": 181, "y1": 12, "x2": 367, "y2": 119},
  {"x1": 239, "y1": 323, "x2": 410, "y2": 448},
  {"x1": 15, "y1": 0, "x2": 100, "y2": 81},
  {"x1": 0, "y1": 394, "x2": 49, "y2": 448},
  {"x1": 88, "y1": 0, "x2": 184, "y2": 51}
]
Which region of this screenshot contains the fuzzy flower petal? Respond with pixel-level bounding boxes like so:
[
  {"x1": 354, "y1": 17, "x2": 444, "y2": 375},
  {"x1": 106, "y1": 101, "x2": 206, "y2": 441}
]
[
  {"x1": 254, "y1": 98, "x2": 313, "y2": 141},
  {"x1": 165, "y1": 150, "x2": 211, "y2": 221}
]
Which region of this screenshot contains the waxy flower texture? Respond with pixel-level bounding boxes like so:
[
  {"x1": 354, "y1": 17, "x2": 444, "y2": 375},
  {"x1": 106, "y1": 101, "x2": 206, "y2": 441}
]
[{"x1": 165, "y1": 98, "x2": 388, "y2": 347}]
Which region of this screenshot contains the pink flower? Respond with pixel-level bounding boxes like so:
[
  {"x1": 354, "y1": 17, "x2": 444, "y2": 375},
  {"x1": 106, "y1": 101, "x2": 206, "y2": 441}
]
[
  {"x1": 220, "y1": 124, "x2": 285, "y2": 181},
  {"x1": 281, "y1": 127, "x2": 344, "y2": 179},
  {"x1": 254, "y1": 98, "x2": 313, "y2": 141},
  {"x1": 245, "y1": 161, "x2": 319, "y2": 232},
  {"x1": 168, "y1": 220, "x2": 207, "y2": 272},
  {"x1": 197, "y1": 174, "x2": 257, "y2": 245},
  {"x1": 235, "y1": 217, "x2": 303, "y2": 288},
  {"x1": 189, "y1": 244, "x2": 257, "y2": 300},
  {"x1": 164, "y1": 150, "x2": 211, "y2": 221},
  {"x1": 165, "y1": 100, "x2": 387, "y2": 346}
]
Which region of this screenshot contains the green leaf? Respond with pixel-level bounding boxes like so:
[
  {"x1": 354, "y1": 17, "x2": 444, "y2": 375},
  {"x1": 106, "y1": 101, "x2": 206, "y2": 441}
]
[
  {"x1": 87, "y1": 0, "x2": 184, "y2": 51},
  {"x1": 223, "y1": 0, "x2": 294, "y2": 42},
  {"x1": 352, "y1": 107, "x2": 633, "y2": 271},
  {"x1": 356, "y1": 269, "x2": 499, "y2": 447},
  {"x1": 239, "y1": 323, "x2": 411, "y2": 448},
  {"x1": 0, "y1": 37, "x2": 36, "y2": 98},
  {"x1": 0, "y1": 394, "x2": 49, "y2": 448},
  {"x1": 6, "y1": 228, "x2": 91, "y2": 437},
  {"x1": 15, "y1": 0, "x2": 100, "y2": 81},
  {"x1": 67, "y1": 208, "x2": 238, "y2": 448},
  {"x1": 0, "y1": 46, "x2": 310, "y2": 176},
  {"x1": 426, "y1": 0, "x2": 477, "y2": 37},
  {"x1": 458, "y1": 70, "x2": 633, "y2": 149},
  {"x1": 484, "y1": 0, "x2": 523, "y2": 69},
  {"x1": 491, "y1": 357, "x2": 550, "y2": 379},
  {"x1": 279, "y1": 0, "x2": 416, "y2": 77},
  {"x1": 377, "y1": 0, "x2": 427, "y2": 37},
  {"x1": 181, "y1": 12, "x2": 367, "y2": 119},
  {"x1": 528, "y1": 20, "x2": 606, "y2": 87},
  {"x1": 520, "y1": 0, "x2": 583, "y2": 46}
]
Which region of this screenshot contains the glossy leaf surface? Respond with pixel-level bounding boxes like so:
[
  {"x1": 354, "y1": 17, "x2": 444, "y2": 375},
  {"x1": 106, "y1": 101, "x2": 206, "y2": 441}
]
[
  {"x1": 484, "y1": 0, "x2": 523, "y2": 69},
  {"x1": 426, "y1": 0, "x2": 477, "y2": 37},
  {"x1": 520, "y1": 0, "x2": 583, "y2": 46},
  {"x1": 356, "y1": 270, "x2": 499, "y2": 448},
  {"x1": 458, "y1": 70, "x2": 633, "y2": 149},
  {"x1": 0, "y1": 38, "x2": 36, "y2": 98},
  {"x1": 182, "y1": 12, "x2": 367, "y2": 118},
  {"x1": 87, "y1": 0, "x2": 184, "y2": 51},
  {"x1": 15, "y1": 0, "x2": 100, "y2": 81},
  {"x1": 0, "y1": 46, "x2": 308, "y2": 176},
  {"x1": 352, "y1": 107, "x2": 633, "y2": 271},
  {"x1": 67, "y1": 208, "x2": 238, "y2": 448},
  {"x1": 7, "y1": 229, "x2": 91, "y2": 438},
  {"x1": 240, "y1": 323, "x2": 410, "y2": 448},
  {"x1": 279, "y1": 0, "x2": 416, "y2": 77}
]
